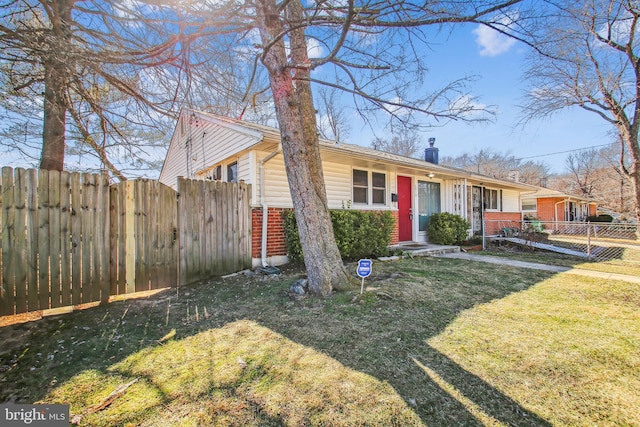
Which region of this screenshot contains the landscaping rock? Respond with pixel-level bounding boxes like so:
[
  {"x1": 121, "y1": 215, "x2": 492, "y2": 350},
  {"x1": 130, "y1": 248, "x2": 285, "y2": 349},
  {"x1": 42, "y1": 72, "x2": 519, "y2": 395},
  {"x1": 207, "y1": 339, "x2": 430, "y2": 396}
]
[{"x1": 289, "y1": 278, "x2": 308, "y2": 296}]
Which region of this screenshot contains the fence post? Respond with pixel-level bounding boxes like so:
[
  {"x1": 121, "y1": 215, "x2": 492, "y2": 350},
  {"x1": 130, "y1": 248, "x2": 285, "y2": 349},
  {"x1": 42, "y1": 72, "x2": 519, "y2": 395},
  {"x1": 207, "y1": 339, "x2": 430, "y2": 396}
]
[
  {"x1": 125, "y1": 181, "x2": 136, "y2": 294},
  {"x1": 587, "y1": 221, "x2": 591, "y2": 259},
  {"x1": 482, "y1": 217, "x2": 486, "y2": 250}
]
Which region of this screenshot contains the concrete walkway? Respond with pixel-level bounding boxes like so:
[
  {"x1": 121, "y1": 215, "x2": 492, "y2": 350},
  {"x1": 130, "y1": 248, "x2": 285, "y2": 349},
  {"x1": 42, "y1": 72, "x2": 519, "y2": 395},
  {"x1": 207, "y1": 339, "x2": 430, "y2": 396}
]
[{"x1": 436, "y1": 252, "x2": 640, "y2": 284}]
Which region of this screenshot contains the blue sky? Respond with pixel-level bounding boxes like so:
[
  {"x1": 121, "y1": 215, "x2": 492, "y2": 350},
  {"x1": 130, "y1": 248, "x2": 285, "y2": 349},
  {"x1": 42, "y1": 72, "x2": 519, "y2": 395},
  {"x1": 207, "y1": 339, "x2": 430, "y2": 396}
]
[
  {"x1": 1, "y1": 16, "x2": 615, "y2": 177},
  {"x1": 347, "y1": 23, "x2": 615, "y2": 174}
]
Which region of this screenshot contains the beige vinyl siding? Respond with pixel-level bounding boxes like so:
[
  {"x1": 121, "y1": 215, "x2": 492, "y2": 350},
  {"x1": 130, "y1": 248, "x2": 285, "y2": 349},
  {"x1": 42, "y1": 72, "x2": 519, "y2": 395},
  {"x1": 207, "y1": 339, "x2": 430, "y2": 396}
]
[
  {"x1": 238, "y1": 153, "x2": 251, "y2": 182},
  {"x1": 190, "y1": 121, "x2": 254, "y2": 177},
  {"x1": 324, "y1": 163, "x2": 352, "y2": 209},
  {"x1": 388, "y1": 171, "x2": 398, "y2": 195},
  {"x1": 502, "y1": 189, "x2": 520, "y2": 212},
  {"x1": 159, "y1": 133, "x2": 190, "y2": 189},
  {"x1": 261, "y1": 154, "x2": 291, "y2": 206},
  {"x1": 245, "y1": 151, "x2": 258, "y2": 203},
  {"x1": 441, "y1": 180, "x2": 456, "y2": 213},
  {"x1": 159, "y1": 112, "x2": 261, "y2": 189},
  {"x1": 253, "y1": 150, "x2": 265, "y2": 204},
  {"x1": 258, "y1": 155, "x2": 394, "y2": 210}
]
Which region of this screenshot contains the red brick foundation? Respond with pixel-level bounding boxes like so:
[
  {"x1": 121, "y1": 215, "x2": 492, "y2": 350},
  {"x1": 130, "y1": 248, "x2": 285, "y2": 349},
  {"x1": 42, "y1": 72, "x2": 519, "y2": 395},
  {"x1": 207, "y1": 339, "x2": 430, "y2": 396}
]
[
  {"x1": 390, "y1": 210, "x2": 399, "y2": 245},
  {"x1": 251, "y1": 207, "x2": 289, "y2": 259},
  {"x1": 483, "y1": 212, "x2": 522, "y2": 235}
]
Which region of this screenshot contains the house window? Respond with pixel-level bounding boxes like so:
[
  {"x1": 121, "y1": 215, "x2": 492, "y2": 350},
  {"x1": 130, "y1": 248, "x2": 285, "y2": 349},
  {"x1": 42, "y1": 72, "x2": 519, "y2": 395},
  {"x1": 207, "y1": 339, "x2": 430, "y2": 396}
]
[
  {"x1": 484, "y1": 188, "x2": 499, "y2": 210},
  {"x1": 227, "y1": 162, "x2": 237, "y2": 183},
  {"x1": 210, "y1": 165, "x2": 222, "y2": 181},
  {"x1": 372, "y1": 172, "x2": 386, "y2": 205},
  {"x1": 521, "y1": 199, "x2": 537, "y2": 212},
  {"x1": 352, "y1": 169, "x2": 386, "y2": 205},
  {"x1": 418, "y1": 181, "x2": 441, "y2": 232},
  {"x1": 353, "y1": 169, "x2": 368, "y2": 204}
]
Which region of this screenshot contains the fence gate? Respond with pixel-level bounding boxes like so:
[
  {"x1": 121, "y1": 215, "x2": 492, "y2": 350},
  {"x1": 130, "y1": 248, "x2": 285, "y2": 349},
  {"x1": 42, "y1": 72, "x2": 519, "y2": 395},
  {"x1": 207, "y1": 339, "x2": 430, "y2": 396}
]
[
  {"x1": 177, "y1": 177, "x2": 252, "y2": 286},
  {"x1": 109, "y1": 179, "x2": 178, "y2": 295}
]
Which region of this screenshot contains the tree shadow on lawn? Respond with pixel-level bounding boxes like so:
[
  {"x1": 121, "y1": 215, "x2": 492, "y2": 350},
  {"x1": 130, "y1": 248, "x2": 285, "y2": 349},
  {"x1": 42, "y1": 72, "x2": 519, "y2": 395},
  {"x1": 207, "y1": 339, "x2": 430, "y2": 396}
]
[
  {"x1": 254, "y1": 258, "x2": 553, "y2": 426},
  {"x1": 0, "y1": 257, "x2": 553, "y2": 426}
]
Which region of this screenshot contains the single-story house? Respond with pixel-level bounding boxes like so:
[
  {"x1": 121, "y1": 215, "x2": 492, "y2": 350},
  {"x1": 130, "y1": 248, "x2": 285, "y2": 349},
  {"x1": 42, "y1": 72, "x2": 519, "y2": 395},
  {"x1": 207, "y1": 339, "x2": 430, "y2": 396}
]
[
  {"x1": 160, "y1": 109, "x2": 538, "y2": 267},
  {"x1": 520, "y1": 188, "x2": 597, "y2": 223}
]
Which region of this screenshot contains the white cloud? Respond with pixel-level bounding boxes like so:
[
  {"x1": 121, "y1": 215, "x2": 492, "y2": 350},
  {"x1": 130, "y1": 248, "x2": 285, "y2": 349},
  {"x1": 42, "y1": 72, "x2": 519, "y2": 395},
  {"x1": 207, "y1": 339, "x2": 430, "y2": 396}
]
[
  {"x1": 596, "y1": 14, "x2": 640, "y2": 47},
  {"x1": 306, "y1": 37, "x2": 325, "y2": 59},
  {"x1": 449, "y1": 94, "x2": 491, "y2": 119},
  {"x1": 472, "y1": 24, "x2": 517, "y2": 57},
  {"x1": 284, "y1": 37, "x2": 326, "y2": 61},
  {"x1": 384, "y1": 96, "x2": 412, "y2": 116}
]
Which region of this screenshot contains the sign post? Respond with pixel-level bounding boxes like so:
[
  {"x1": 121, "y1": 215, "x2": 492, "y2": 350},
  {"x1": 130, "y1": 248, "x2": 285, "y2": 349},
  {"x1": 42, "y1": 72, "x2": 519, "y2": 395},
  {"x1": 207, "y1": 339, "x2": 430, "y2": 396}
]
[{"x1": 356, "y1": 259, "x2": 372, "y2": 294}]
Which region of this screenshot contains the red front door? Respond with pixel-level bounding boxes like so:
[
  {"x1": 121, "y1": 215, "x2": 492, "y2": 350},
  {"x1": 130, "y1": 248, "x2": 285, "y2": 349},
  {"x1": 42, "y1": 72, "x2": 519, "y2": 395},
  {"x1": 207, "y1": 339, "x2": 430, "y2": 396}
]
[{"x1": 397, "y1": 176, "x2": 412, "y2": 241}]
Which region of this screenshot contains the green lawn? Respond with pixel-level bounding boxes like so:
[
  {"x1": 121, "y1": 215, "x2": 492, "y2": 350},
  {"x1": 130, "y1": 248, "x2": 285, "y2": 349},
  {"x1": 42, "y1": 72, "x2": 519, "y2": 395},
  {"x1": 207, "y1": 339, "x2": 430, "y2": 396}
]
[{"x1": 1, "y1": 256, "x2": 638, "y2": 426}]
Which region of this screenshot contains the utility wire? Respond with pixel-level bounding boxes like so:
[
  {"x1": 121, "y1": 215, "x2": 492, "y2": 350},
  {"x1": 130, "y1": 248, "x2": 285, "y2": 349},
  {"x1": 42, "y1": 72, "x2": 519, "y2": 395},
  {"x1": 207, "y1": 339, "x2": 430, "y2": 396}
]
[{"x1": 515, "y1": 142, "x2": 617, "y2": 161}]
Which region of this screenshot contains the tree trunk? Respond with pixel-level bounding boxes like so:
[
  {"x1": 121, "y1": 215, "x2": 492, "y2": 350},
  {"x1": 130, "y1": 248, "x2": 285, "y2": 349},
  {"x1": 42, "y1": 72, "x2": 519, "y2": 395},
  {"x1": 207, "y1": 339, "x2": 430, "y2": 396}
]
[
  {"x1": 256, "y1": 0, "x2": 356, "y2": 296},
  {"x1": 40, "y1": 0, "x2": 74, "y2": 171},
  {"x1": 632, "y1": 173, "x2": 640, "y2": 228},
  {"x1": 628, "y1": 157, "x2": 640, "y2": 229},
  {"x1": 620, "y1": 177, "x2": 627, "y2": 214},
  {"x1": 40, "y1": 62, "x2": 68, "y2": 171},
  {"x1": 621, "y1": 131, "x2": 640, "y2": 233}
]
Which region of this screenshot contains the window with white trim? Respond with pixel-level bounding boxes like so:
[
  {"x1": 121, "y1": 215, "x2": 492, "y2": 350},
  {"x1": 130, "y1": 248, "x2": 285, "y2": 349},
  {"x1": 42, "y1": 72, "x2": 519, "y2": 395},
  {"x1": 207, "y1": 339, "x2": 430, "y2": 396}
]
[
  {"x1": 352, "y1": 169, "x2": 386, "y2": 205},
  {"x1": 521, "y1": 199, "x2": 537, "y2": 212},
  {"x1": 372, "y1": 172, "x2": 386, "y2": 204},
  {"x1": 211, "y1": 165, "x2": 222, "y2": 180},
  {"x1": 227, "y1": 162, "x2": 238, "y2": 183},
  {"x1": 483, "y1": 188, "x2": 499, "y2": 210},
  {"x1": 353, "y1": 169, "x2": 368, "y2": 204}
]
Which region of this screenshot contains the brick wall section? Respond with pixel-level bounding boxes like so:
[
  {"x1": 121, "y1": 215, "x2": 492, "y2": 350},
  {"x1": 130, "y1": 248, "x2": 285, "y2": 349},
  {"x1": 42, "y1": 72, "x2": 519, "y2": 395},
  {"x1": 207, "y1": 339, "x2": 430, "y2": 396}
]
[
  {"x1": 251, "y1": 207, "x2": 290, "y2": 259},
  {"x1": 251, "y1": 208, "x2": 263, "y2": 259},
  {"x1": 533, "y1": 198, "x2": 597, "y2": 222},
  {"x1": 484, "y1": 211, "x2": 522, "y2": 235},
  {"x1": 252, "y1": 208, "x2": 400, "y2": 258},
  {"x1": 390, "y1": 210, "x2": 399, "y2": 245},
  {"x1": 267, "y1": 207, "x2": 288, "y2": 256},
  {"x1": 536, "y1": 197, "x2": 563, "y2": 222}
]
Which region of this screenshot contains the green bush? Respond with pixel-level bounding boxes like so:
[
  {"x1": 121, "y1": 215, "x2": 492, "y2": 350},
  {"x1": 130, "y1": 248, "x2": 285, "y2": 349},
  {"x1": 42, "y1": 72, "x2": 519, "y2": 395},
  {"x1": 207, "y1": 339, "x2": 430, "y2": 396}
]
[
  {"x1": 427, "y1": 212, "x2": 470, "y2": 245},
  {"x1": 282, "y1": 209, "x2": 395, "y2": 262}
]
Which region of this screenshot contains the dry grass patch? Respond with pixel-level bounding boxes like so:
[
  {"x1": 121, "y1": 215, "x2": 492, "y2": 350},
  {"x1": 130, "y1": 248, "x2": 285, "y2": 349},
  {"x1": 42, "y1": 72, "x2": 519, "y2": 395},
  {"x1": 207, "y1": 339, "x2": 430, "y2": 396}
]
[
  {"x1": 44, "y1": 320, "x2": 421, "y2": 427},
  {"x1": 428, "y1": 272, "x2": 640, "y2": 426}
]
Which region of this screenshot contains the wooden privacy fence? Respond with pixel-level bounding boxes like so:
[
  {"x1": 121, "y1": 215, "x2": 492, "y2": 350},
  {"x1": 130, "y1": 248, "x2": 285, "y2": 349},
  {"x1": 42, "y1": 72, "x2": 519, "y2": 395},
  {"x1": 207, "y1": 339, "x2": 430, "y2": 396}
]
[
  {"x1": 0, "y1": 167, "x2": 252, "y2": 316},
  {"x1": 177, "y1": 178, "x2": 252, "y2": 286},
  {"x1": 109, "y1": 179, "x2": 178, "y2": 296}
]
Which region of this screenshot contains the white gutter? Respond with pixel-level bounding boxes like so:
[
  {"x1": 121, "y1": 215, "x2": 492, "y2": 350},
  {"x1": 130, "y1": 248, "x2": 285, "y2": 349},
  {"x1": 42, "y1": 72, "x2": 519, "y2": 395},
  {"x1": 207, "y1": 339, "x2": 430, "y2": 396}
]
[
  {"x1": 259, "y1": 144, "x2": 282, "y2": 267},
  {"x1": 554, "y1": 200, "x2": 565, "y2": 223}
]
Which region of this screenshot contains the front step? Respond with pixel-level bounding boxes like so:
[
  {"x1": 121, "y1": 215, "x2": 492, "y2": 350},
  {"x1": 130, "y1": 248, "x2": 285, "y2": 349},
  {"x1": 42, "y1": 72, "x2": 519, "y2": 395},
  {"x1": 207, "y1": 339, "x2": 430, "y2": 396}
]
[
  {"x1": 381, "y1": 244, "x2": 460, "y2": 261},
  {"x1": 410, "y1": 245, "x2": 460, "y2": 256}
]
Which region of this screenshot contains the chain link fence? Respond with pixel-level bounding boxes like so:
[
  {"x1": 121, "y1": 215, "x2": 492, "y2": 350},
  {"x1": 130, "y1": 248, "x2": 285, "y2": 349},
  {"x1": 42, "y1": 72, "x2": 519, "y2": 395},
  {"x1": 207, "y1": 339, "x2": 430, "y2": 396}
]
[{"x1": 483, "y1": 219, "x2": 640, "y2": 261}]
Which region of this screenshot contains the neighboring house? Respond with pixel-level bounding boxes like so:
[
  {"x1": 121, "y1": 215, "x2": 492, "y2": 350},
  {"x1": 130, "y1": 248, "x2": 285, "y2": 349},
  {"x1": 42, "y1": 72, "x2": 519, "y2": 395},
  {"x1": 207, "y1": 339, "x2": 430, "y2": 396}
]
[
  {"x1": 520, "y1": 188, "x2": 597, "y2": 223},
  {"x1": 160, "y1": 109, "x2": 537, "y2": 267}
]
